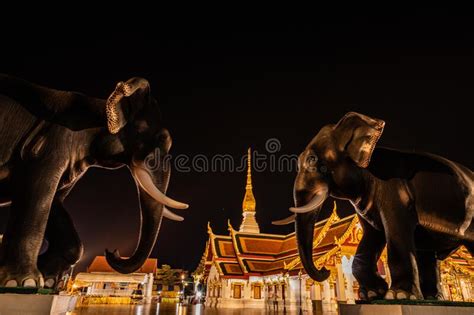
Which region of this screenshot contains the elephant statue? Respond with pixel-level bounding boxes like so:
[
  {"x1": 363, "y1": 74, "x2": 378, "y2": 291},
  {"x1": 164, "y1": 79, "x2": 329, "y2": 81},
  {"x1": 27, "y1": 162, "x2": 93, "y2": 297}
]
[
  {"x1": 274, "y1": 112, "x2": 473, "y2": 300},
  {"x1": 0, "y1": 74, "x2": 188, "y2": 288}
]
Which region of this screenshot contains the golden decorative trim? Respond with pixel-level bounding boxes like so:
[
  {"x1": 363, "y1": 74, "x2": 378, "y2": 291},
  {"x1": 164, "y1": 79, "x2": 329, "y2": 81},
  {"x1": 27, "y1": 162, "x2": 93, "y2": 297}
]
[
  {"x1": 284, "y1": 256, "x2": 300, "y2": 271},
  {"x1": 315, "y1": 245, "x2": 341, "y2": 268},
  {"x1": 314, "y1": 215, "x2": 358, "y2": 268},
  {"x1": 335, "y1": 215, "x2": 359, "y2": 247},
  {"x1": 313, "y1": 201, "x2": 340, "y2": 248},
  {"x1": 192, "y1": 240, "x2": 209, "y2": 279},
  {"x1": 229, "y1": 225, "x2": 249, "y2": 274},
  {"x1": 207, "y1": 221, "x2": 214, "y2": 235},
  {"x1": 206, "y1": 225, "x2": 225, "y2": 276},
  {"x1": 443, "y1": 259, "x2": 473, "y2": 276},
  {"x1": 454, "y1": 246, "x2": 474, "y2": 262},
  {"x1": 285, "y1": 202, "x2": 341, "y2": 271}
]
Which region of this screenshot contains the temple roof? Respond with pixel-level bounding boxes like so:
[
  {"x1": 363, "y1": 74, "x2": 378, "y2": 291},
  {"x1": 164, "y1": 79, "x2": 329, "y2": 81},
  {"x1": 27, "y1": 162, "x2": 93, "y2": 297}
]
[
  {"x1": 198, "y1": 203, "x2": 358, "y2": 278},
  {"x1": 443, "y1": 247, "x2": 474, "y2": 276},
  {"x1": 194, "y1": 204, "x2": 474, "y2": 280},
  {"x1": 87, "y1": 256, "x2": 158, "y2": 274}
]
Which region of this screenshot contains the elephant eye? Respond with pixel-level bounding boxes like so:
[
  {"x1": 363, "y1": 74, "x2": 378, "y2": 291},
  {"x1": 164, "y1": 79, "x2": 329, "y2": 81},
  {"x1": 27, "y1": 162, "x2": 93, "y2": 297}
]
[
  {"x1": 305, "y1": 154, "x2": 318, "y2": 170},
  {"x1": 307, "y1": 155, "x2": 317, "y2": 164}
]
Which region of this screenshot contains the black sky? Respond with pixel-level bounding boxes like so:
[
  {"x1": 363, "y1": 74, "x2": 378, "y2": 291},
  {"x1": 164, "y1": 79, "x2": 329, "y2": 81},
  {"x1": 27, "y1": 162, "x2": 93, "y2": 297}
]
[{"x1": 1, "y1": 11, "x2": 473, "y2": 273}]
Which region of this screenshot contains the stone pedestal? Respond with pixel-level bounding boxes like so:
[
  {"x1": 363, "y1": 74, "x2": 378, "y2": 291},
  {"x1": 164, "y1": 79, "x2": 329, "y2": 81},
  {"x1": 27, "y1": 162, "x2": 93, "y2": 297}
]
[
  {"x1": 0, "y1": 293, "x2": 78, "y2": 315},
  {"x1": 339, "y1": 303, "x2": 474, "y2": 315}
]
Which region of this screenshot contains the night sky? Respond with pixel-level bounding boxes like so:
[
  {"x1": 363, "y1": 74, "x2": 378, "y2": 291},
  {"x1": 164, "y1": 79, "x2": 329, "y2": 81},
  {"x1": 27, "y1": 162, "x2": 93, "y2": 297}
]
[{"x1": 1, "y1": 11, "x2": 473, "y2": 273}]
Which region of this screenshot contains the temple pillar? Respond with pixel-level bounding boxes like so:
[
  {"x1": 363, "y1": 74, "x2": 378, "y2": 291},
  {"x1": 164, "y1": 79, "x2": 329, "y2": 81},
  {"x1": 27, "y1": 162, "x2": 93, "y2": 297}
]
[
  {"x1": 322, "y1": 279, "x2": 331, "y2": 311},
  {"x1": 311, "y1": 283, "x2": 323, "y2": 315},
  {"x1": 460, "y1": 279, "x2": 469, "y2": 301},
  {"x1": 329, "y1": 279, "x2": 337, "y2": 312},
  {"x1": 304, "y1": 278, "x2": 313, "y2": 312},
  {"x1": 194, "y1": 278, "x2": 200, "y2": 295},
  {"x1": 335, "y1": 255, "x2": 347, "y2": 303},
  {"x1": 287, "y1": 276, "x2": 300, "y2": 311},
  {"x1": 265, "y1": 284, "x2": 271, "y2": 310},
  {"x1": 311, "y1": 282, "x2": 322, "y2": 300},
  {"x1": 345, "y1": 274, "x2": 355, "y2": 304},
  {"x1": 145, "y1": 273, "x2": 154, "y2": 303},
  {"x1": 282, "y1": 281, "x2": 289, "y2": 311}
]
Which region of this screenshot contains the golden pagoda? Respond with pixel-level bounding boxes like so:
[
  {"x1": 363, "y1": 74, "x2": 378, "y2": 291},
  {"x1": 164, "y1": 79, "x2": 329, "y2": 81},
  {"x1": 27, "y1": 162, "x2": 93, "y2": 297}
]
[{"x1": 239, "y1": 148, "x2": 260, "y2": 233}]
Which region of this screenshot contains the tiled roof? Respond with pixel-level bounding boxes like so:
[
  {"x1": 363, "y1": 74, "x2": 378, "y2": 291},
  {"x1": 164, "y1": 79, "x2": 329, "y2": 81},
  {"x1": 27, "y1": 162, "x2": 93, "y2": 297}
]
[
  {"x1": 199, "y1": 204, "x2": 357, "y2": 277},
  {"x1": 87, "y1": 256, "x2": 158, "y2": 274},
  {"x1": 195, "y1": 211, "x2": 474, "y2": 280}
]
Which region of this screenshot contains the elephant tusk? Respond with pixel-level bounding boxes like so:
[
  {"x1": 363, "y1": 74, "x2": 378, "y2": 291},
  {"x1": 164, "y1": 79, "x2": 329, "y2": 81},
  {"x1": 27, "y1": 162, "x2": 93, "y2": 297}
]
[
  {"x1": 0, "y1": 200, "x2": 12, "y2": 208},
  {"x1": 272, "y1": 214, "x2": 296, "y2": 225},
  {"x1": 163, "y1": 207, "x2": 184, "y2": 221},
  {"x1": 290, "y1": 187, "x2": 328, "y2": 213},
  {"x1": 132, "y1": 166, "x2": 189, "y2": 210}
]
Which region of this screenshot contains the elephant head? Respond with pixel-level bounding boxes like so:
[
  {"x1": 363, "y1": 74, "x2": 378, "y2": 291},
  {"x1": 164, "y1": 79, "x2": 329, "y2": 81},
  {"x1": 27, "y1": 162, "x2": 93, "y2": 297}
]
[
  {"x1": 275, "y1": 112, "x2": 385, "y2": 281},
  {"x1": 95, "y1": 77, "x2": 188, "y2": 273}
]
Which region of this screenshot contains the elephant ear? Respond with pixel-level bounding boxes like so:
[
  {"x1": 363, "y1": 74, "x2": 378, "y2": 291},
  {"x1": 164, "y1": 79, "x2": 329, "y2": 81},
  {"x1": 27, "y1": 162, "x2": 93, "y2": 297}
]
[
  {"x1": 333, "y1": 112, "x2": 385, "y2": 168},
  {"x1": 106, "y1": 77, "x2": 150, "y2": 134}
]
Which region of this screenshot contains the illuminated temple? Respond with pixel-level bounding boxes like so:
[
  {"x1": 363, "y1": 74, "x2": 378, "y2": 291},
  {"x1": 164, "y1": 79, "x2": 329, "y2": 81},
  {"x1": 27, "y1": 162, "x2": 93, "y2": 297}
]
[{"x1": 193, "y1": 149, "x2": 474, "y2": 311}]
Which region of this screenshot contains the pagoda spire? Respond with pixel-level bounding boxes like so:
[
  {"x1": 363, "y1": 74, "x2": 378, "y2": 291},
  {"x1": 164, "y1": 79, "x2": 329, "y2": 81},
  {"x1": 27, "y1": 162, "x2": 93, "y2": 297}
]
[
  {"x1": 242, "y1": 148, "x2": 256, "y2": 212},
  {"x1": 239, "y1": 148, "x2": 260, "y2": 233}
]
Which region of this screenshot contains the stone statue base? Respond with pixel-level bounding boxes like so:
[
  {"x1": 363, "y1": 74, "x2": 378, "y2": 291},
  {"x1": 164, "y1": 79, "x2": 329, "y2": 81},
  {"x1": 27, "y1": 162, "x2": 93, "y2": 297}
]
[
  {"x1": 0, "y1": 293, "x2": 78, "y2": 315},
  {"x1": 339, "y1": 301, "x2": 474, "y2": 315}
]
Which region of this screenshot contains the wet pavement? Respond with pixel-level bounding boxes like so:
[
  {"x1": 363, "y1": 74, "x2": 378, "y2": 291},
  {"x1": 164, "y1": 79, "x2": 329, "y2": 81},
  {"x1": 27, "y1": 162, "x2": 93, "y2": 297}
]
[{"x1": 70, "y1": 303, "x2": 334, "y2": 315}]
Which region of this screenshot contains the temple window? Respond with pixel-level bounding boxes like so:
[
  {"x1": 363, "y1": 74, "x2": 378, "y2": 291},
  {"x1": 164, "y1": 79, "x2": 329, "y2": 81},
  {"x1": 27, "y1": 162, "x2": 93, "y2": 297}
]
[
  {"x1": 253, "y1": 285, "x2": 261, "y2": 299},
  {"x1": 233, "y1": 284, "x2": 242, "y2": 299}
]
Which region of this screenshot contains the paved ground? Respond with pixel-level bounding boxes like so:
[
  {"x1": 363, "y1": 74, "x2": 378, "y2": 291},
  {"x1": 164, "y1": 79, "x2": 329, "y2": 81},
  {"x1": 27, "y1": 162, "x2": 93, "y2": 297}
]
[{"x1": 70, "y1": 303, "x2": 335, "y2": 314}]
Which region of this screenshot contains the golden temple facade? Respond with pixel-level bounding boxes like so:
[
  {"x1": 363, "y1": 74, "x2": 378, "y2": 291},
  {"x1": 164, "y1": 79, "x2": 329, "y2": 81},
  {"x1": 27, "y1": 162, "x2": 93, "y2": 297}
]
[{"x1": 193, "y1": 150, "x2": 474, "y2": 312}]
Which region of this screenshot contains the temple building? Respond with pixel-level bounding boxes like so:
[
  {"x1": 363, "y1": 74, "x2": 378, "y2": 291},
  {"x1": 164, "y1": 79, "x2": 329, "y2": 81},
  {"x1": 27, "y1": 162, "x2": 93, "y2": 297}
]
[
  {"x1": 193, "y1": 149, "x2": 474, "y2": 312},
  {"x1": 74, "y1": 256, "x2": 157, "y2": 305},
  {"x1": 73, "y1": 257, "x2": 191, "y2": 305}
]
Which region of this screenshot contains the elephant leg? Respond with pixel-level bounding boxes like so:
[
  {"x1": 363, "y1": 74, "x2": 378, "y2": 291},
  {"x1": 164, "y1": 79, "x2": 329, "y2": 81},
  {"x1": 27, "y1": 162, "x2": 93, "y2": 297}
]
[
  {"x1": 352, "y1": 215, "x2": 388, "y2": 301},
  {"x1": 382, "y1": 207, "x2": 422, "y2": 300},
  {"x1": 0, "y1": 157, "x2": 66, "y2": 287},
  {"x1": 416, "y1": 250, "x2": 442, "y2": 300},
  {"x1": 38, "y1": 201, "x2": 83, "y2": 289}
]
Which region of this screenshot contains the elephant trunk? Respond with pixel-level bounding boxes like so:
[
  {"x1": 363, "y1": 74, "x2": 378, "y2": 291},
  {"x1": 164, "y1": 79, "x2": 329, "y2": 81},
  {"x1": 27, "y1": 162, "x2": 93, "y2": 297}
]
[
  {"x1": 294, "y1": 182, "x2": 330, "y2": 282},
  {"x1": 105, "y1": 159, "x2": 179, "y2": 274},
  {"x1": 106, "y1": 186, "x2": 164, "y2": 274}
]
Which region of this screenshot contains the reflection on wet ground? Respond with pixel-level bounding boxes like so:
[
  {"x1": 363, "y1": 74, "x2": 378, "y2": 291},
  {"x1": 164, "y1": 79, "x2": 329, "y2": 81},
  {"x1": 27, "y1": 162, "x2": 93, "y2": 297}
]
[{"x1": 70, "y1": 303, "x2": 334, "y2": 315}]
